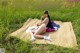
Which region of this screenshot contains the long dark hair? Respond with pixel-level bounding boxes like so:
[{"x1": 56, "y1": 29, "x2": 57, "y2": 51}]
[
  {"x1": 44, "y1": 11, "x2": 53, "y2": 28},
  {"x1": 44, "y1": 11, "x2": 50, "y2": 17},
  {"x1": 44, "y1": 11, "x2": 51, "y2": 22}
]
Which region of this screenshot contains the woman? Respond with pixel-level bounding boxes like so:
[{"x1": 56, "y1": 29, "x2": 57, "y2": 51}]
[{"x1": 30, "y1": 11, "x2": 53, "y2": 42}]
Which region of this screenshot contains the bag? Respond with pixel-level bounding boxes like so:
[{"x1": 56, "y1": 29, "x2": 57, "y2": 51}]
[
  {"x1": 51, "y1": 21, "x2": 60, "y2": 28},
  {"x1": 46, "y1": 28, "x2": 54, "y2": 32},
  {"x1": 46, "y1": 21, "x2": 60, "y2": 32}
]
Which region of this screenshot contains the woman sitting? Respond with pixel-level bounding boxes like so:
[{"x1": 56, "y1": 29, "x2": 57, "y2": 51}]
[{"x1": 28, "y1": 11, "x2": 54, "y2": 42}]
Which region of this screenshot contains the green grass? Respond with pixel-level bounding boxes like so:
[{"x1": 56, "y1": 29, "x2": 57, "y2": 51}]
[{"x1": 0, "y1": 0, "x2": 80, "y2": 53}]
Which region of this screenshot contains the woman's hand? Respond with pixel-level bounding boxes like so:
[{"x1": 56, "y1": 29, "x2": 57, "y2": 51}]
[
  {"x1": 37, "y1": 23, "x2": 41, "y2": 26},
  {"x1": 37, "y1": 22, "x2": 42, "y2": 26}
]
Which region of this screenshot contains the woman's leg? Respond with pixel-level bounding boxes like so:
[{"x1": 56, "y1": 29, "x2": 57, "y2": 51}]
[
  {"x1": 34, "y1": 24, "x2": 46, "y2": 38},
  {"x1": 30, "y1": 24, "x2": 52, "y2": 42},
  {"x1": 33, "y1": 24, "x2": 52, "y2": 41},
  {"x1": 29, "y1": 24, "x2": 46, "y2": 42}
]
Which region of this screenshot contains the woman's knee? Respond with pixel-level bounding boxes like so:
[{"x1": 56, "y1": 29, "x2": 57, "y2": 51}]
[
  {"x1": 34, "y1": 24, "x2": 46, "y2": 35},
  {"x1": 41, "y1": 24, "x2": 46, "y2": 27}
]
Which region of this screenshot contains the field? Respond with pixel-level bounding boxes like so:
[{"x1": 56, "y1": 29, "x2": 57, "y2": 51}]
[{"x1": 0, "y1": 0, "x2": 80, "y2": 53}]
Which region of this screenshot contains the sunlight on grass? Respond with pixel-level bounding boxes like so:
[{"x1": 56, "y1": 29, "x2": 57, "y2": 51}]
[{"x1": 0, "y1": 0, "x2": 80, "y2": 53}]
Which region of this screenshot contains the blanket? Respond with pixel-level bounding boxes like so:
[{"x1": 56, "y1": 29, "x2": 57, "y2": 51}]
[{"x1": 10, "y1": 18, "x2": 77, "y2": 48}]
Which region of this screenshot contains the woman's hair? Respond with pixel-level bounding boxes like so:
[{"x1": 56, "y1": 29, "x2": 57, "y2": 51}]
[
  {"x1": 44, "y1": 11, "x2": 53, "y2": 28},
  {"x1": 44, "y1": 11, "x2": 48, "y2": 14},
  {"x1": 44, "y1": 11, "x2": 50, "y2": 19}
]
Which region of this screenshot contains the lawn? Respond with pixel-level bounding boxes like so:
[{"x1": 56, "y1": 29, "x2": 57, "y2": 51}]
[{"x1": 0, "y1": 0, "x2": 80, "y2": 53}]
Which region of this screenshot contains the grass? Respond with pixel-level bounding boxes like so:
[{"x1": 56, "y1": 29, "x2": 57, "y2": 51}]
[{"x1": 0, "y1": 0, "x2": 80, "y2": 53}]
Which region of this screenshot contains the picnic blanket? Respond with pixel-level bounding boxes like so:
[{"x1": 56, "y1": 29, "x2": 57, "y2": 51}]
[{"x1": 10, "y1": 18, "x2": 77, "y2": 48}]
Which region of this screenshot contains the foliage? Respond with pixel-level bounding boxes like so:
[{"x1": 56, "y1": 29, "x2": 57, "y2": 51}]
[{"x1": 0, "y1": 0, "x2": 80, "y2": 53}]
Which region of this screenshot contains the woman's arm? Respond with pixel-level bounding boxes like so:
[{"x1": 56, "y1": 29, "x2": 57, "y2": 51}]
[
  {"x1": 41, "y1": 16, "x2": 44, "y2": 21},
  {"x1": 41, "y1": 17, "x2": 49, "y2": 25},
  {"x1": 37, "y1": 16, "x2": 44, "y2": 26},
  {"x1": 39, "y1": 17, "x2": 49, "y2": 26},
  {"x1": 37, "y1": 17, "x2": 49, "y2": 26}
]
